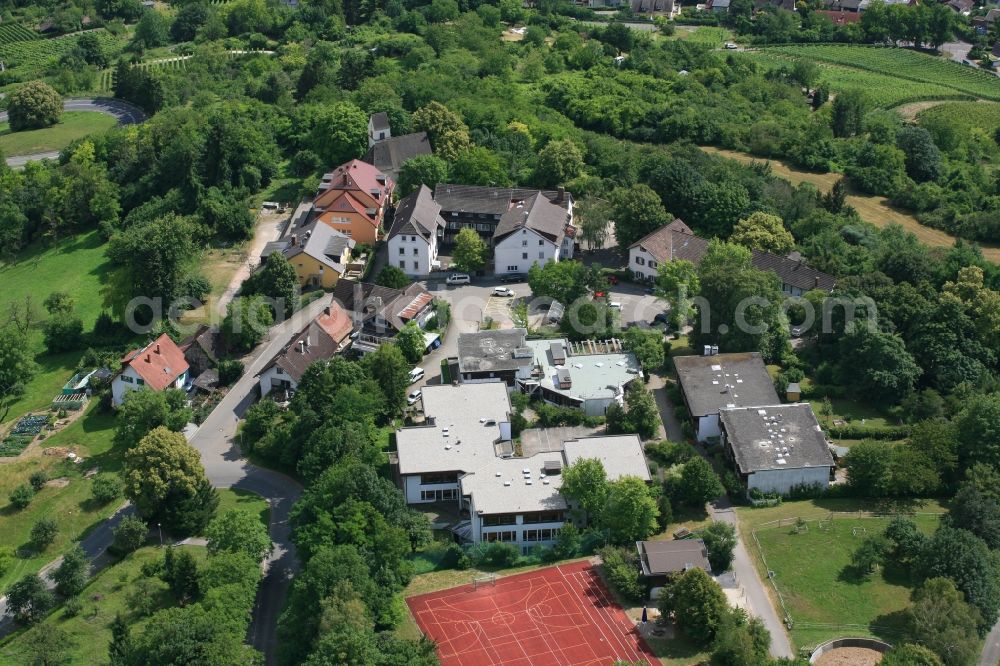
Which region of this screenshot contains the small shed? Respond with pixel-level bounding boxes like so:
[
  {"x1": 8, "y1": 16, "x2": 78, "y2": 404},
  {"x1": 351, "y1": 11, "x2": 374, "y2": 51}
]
[{"x1": 786, "y1": 382, "x2": 801, "y2": 402}]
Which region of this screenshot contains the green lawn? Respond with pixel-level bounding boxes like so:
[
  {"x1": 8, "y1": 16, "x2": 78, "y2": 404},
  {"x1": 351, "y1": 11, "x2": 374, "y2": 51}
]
[
  {"x1": 216, "y1": 487, "x2": 270, "y2": 527},
  {"x1": 0, "y1": 405, "x2": 119, "y2": 589},
  {"x1": 0, "y1": 545, "x2": 207, "y2": 665},
  {"x1": 0, "y1": 112, "x2": 117, "y2": 157},
  {"x1": 740, "y1": 499, "x2": 946, "y2": 650},
  {"x1": 0, "y1": 230, "x2": 118, "y2": 428}
]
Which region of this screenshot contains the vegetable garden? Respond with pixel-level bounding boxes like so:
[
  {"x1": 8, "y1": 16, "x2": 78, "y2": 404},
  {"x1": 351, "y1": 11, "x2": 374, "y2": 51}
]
[{"x1": 761, "y1": 44, "x2": 1000, "y2": 102}]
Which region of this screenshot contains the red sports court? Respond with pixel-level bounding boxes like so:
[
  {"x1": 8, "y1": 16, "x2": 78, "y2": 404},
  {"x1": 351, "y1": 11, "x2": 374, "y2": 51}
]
[{"x1": 406, "y1": 560, "x2": 657, "y2": 666}]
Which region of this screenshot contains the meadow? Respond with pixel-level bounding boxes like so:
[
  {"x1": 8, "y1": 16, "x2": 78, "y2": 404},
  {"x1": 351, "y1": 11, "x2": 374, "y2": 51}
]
[
  {"x1": 740, "y1": 500, "x2": 946, "y2": 650},
  {"x1": 0, "y1": 111, "x2": 117, "y2": 157}
]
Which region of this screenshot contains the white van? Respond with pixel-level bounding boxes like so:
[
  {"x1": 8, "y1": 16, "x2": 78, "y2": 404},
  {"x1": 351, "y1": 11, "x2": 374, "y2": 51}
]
[
  {"x1": 408, "y1": 367, "x2": 425, "y2": 384},
  {"x1": 446, "y1": 273, "x2": 471, "y2": 285}
]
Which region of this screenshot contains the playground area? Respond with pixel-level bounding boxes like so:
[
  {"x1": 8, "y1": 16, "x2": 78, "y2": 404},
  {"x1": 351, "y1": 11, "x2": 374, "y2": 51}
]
[
  {"x1": 406, "y1": 560, "x2": 656, "y2": 666},
  {"x1": 750, "y1": 511, "x2": 942, "y2": 650}
]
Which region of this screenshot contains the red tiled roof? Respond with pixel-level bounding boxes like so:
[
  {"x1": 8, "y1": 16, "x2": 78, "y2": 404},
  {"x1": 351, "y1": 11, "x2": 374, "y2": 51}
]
[
  {"x1": 316, "y1": 160, "x2": 393, "y2": 210},
  {"x1": 314, "y1": 302, "x2": 354, "y2": 344},
  {"x1": 399, "y1": 292, "x2": 434, "y2": 320},
  {"x1": 120, "y1": 333, "x2": 189, "y2": 391}
]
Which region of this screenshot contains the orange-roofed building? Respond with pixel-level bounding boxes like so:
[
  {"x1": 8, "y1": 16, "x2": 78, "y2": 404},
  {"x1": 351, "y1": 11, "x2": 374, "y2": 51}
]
[
  {"x1": 112, "y1": 333, "x2": 190, "y2": 406},
  {"x1": 313, "y1": 160, "x2": 395, "y2": 245}
]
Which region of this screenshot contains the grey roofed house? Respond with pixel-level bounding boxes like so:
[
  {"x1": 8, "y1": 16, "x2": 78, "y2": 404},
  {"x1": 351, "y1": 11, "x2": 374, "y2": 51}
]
[
  {"x1": 674, "y1": 352, "x2": 780, "y2": 418},
  {"x1": 562, "y1": 435, "x2": 651, "y2": 482},
  {"x1": 636, "y1": 539, "x2": 711, "y2": 577},
  {"x1": 363, "y1": 132, "x2": 432, "y2": 179},
  {"x1": 493, "y1": 193, "x2": 571, "y2": 247},
  {"x1": 260, "y1": 214, "x2": 356, "y2": 276},
  {"x1": 330, "y1": 280, "x2": 434, "y2": 335},
  {"x1": 387, "y1": 184, "x2": 444, "y2": 241},
  {"x1": 369, "y1": 112, "x2": 390, "y2": 133},
  {"x1": 749, "y1": 250, "x2": 837, "y2": 293},
  {"x1": 457, "y1": 328, "x2": 532, "y2": 375},
  {"x1": 719, "y1": 403, "x2": 834, "y2": 475},
  {"x1": 434, "y1": 184, "x2": 572, "y2": 217}
]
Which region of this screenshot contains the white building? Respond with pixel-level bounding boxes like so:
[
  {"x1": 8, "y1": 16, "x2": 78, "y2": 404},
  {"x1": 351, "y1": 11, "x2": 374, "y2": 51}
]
[
  {"x1": 111, "y1": 334, "x2": 189, "y2": 407},
  {"x1": 628, "y1": 219, "x2": 702, "y2": 282},
  {"x1": 394, "y1": 383, "x2": 650, "y2": 553},
  {"x1": 385, "y1": 185, "x2": 444, "y2": 276},
  {"x1": 492, "y1": 194, "x2": 576, "y2": 275},
  {"x1": 368, "y1": 111, "x2": 390, "y2": 148},
  {"x1": 719, "y1": 403, "x2": 834, "y2": 495},
  {"x1": 674, "y1": 350, "x2": 780, "y2": 442}
]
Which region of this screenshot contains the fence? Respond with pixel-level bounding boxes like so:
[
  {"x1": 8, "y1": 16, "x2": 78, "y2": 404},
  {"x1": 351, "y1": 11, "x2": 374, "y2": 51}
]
[{"x1": 749, "y1": 511, "x2": 945, "y2": 633}]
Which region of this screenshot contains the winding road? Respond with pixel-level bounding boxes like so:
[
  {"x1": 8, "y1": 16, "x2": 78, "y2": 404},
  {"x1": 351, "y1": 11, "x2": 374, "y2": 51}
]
[{"x1": 2, "y1": 97, "x2": 148, "y2": 168}]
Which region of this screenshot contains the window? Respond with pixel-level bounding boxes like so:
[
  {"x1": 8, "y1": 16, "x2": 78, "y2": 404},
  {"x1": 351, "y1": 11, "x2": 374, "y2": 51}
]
[
  {"x1": 482, "y1": 514, "x2": 517, "y2": 527},
  {"x1": 420, "y1": 488, "x2": 458, "y2": 501},
  {"x1": 522, "y1": 253, "x2": 528, "y2": 260},
  {"x1": 523, "y1": 528, "x2": 560, "y2": 542},
  {"x1": 398, "y1": 247, "x2": 405, "y2": 255},
  {"x1": 635, "y1": 256, "x2": 645, "y2": 265},
  {"x1": 275, "y1": 367, "x2": 283, "y2": 375},
  {"x1": 538, "y1": 252, "x2": 544, "y2": 259},
  {"x1": 522, "y1": 511, "x2": 564, "y2": 524},
  {"x1": 136, "y1": 378, "x2": 145, "y2": 386},
  {"x1": 413, "y1": 248, "x2": 418, "y2": 256},
  {"x1": 649, "y1": 261, "x2": 657, "y2": 268},
  {"x1": 399, "y1": 260, "x2": 405, "y2": 268},
  {"x1": 421, "y1": 472, "x2": 458, "y2": 485},
  {"x1": 451, "y1": 212, "x2": 458, "y2": 217},
  {"x1": 484, "y1": 531, "x2": 516, "y2": 543},
  {"x1": 539, "y1": 240, "x2": 544, "y2": 246},
  {"x1": 121, "y1": 375, "x2": 134, "y2": 384},
  {"x1": 411, "y1": 236, "x2": 417, "y2": 242},
  {"x1": 522, "y1": 240, "x2": 527, "y2": 247},
  {"x1": 414, "y1": 261, "x2": 419, "y2": 270},
  {"x1": 507, "y1": 265, "x2": 518, "y2": 271}
]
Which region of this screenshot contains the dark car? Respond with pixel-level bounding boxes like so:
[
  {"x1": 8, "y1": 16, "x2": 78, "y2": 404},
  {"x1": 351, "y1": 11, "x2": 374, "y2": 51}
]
[{"x1": 499, "y1": 273, "x2": 526, "y2": 283}]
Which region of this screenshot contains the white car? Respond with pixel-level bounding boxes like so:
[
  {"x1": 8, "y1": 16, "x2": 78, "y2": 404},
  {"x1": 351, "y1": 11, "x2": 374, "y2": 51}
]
[
  {"x1": 446, "y1": 273, "x2": 471, "y2": 285},
  {"x1": 724, "y1": 42, "x2": 738, "y2": 49},
  {"x1": 407, "y1": 390, "x2": 422, "y2": 405},
  {"x1": 492, "y1": 286, "x2": 515, "y2": 297},
  {"x1": 609, "y1": 301, "x2": 623, "y2": 310},
  {"x1": 408, "y1": 367, "x2": 425, "y2": 383}
]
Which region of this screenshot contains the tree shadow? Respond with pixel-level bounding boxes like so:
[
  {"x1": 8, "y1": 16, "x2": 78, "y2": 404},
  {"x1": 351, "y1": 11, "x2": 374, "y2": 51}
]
[
  {"x1": 836, "y1": 563, "x2": 872, "y2": 585},
  {"x1": 870, "y1": 608, "x2": 909, "y2": 643}
]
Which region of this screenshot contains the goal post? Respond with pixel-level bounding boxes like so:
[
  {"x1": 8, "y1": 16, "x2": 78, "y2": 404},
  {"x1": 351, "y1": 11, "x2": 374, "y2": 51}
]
[{"x1": 472, "y1": 575, "x2": 497, "y2": 590}]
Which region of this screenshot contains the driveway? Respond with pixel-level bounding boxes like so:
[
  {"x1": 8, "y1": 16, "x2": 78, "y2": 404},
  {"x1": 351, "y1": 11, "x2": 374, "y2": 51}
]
[
  {"x1": 2, "y1": 97, "x2": 149, "y2": 168},
  {"x1": 214, "y1": 210, "x2": 288, "y2": 319}
]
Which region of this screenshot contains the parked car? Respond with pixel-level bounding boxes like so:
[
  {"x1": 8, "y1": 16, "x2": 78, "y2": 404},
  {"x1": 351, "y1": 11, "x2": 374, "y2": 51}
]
[
  {"x1": 499, "y1": 273, "x2": 525, "y2": 283},
  {"x1": 408, "y1": 367, "x2": 425, "y2": 383},
  {"x1": 446, "y1": 273, "x2": 471, "y2": 285},
  {"x1": 724, "y1": 42, "x2": 738, "y2": 49},
  {"x1": 407, "y1": 389, "x2": 422, "y2": 405},
  {"x1": 790, "y1": 325, "x2": 804, "y2": 338},
  {"x1": 492, "y1": 287, "x2": 515, "y2": 297},
  {"x1": 607, "y1": 275, "x2": 619, "y2": 285},
  {"x1": 652, "y1": 313, "x2": 669, "y2": 326},
  {"x1": 609, "y1": 301, "x2": 623, "y2": 310}
]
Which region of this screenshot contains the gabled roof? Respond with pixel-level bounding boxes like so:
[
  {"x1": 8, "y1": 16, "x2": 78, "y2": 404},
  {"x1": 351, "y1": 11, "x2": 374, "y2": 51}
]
[
  {"x1": 749, "y1": 250, "x2": 837, "y2": 292},
  {"x1": 364, "y1": 132, "x2": 432, "y2": 176},
  {"x1": 315, "y1": 160, "x2": 392, "y2": 211},
  {"x1": 493, "y1": 194, "x2": 570, "y2": 246},
  {"x1": 119, "y1": 333, "x2": 189, "y2": 391},
  {"x1": 369, "y1": 112, "x2": 390, "y2": 132},
  {"x1": 637, "y1": 540, "x2": 710, "y2": 576},
  {"x1": 330, "y1": 281, "x2": 433, "y2": 334},
  {"x1": 388, "y1": 185, "x2": 445, "y2": 241},
  {"x1": 180, "y1": 324, "x2": 223, "y2": 364},
  {"x1": 259, "y1": 303, "x2": 354, "y2": 382},
  {"x1": 262, "y1": 218, "x2": 356, "y2": 275},
  {"x1": 434, "y1": 184, "x2": 572, "y2": 217}
]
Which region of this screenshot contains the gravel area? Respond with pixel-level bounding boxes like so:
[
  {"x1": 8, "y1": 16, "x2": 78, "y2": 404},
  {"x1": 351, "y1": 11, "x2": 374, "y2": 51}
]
[{"x1": 814, "y1": 647, "x2": 884, "y2": 666}]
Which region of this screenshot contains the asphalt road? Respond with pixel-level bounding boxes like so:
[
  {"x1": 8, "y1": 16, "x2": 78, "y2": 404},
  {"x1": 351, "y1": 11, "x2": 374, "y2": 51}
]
[
  {"x1": 2, "y1": 97, "x2": 148, "y2": 168},
  {"x1": 980, "y1": 618, "x2": 1000, "y2": 666}
]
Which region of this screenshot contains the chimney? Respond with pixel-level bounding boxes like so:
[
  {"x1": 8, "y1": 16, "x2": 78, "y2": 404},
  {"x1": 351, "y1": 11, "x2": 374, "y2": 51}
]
[
  {"x1": 323, "y1": 306, "x2": 331, "y2": 316},
  {"x1": 145, "y1": 354, "x2": 151, "y2": 363},
  {"x1": 291, "y1": 234, "x2": 298, "y2": 246},
  {"x1": 155, "y1": 343, "x2": 161, "y2": 354},
  {"x1": 814, "y1": 276, "x2": 820, "y2": 288},
  {"x1": 556, "y1": 186, "x2": 565, "y2": 203},
  {"x1": 298, "y1": 340, "x2": 306, "y2": 353}
]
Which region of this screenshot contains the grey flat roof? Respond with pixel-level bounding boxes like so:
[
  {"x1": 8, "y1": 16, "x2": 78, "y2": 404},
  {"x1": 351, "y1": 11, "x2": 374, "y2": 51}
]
[
  {"x1": 526, "y1": 339, "x2": 640, "y2": 402},
  {"x1": 562, "y1": 435, "x2": 651, "y2": 482},
  {"x1": 637, "y1": 539, "x2": 710, "y2": 576},
  {"x1": 457, "y1": 329, "x2": 532, "y2": 374},
  {"x1": 720, "y1": 403, "x2": 834, "y2": 474},
  {"x1": 674, "y1": 353, "x2": 779, "y2": 417},
  {"x1": 396, "y1": 383, "x2": 512, "y2": 476},
  {"x1": 460, "y1": 454, "x2": 568, "y2": 515}
]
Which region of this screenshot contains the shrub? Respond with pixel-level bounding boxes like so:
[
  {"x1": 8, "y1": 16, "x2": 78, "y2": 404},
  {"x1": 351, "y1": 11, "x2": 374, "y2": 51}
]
[
  {"x1": 467, "y1": 542, "x2": 519, "y2": 568},
  {"x1": 111, "y1": 515, "x2": 148, "y2": 555},
  {"x1": 646, "y1": 440, "x2": 697, "y2": 467},
  {"x1": 9, "y1": 484, "x2": 34, "y2": 510},
  {"x1": 599, "y1": 545, "x2": 645, "y2": 602},
  {"x1": 63, "y1": 596, "x2": 83, "y2": 617},
  {"x1": 7, "y1": 81, "x2": 62, "y2": 131},
  {"x1": 29, "y1": 471, "x2": 48, "y2": 491},
  {"x1": 217, "y1": 359, "x2": 244, "y2": 386},
  {"x1": 91, "y1": 473, "x2": 123, "y2": 504},
  {"x1": 30, "y1": 519, "x2": 58, "y2": 550}
]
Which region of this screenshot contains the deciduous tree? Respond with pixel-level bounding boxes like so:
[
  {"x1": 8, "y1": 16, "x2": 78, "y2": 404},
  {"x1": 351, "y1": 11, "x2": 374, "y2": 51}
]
[
  {"x1": 6, "y1": 574, "x2": 53, "y2": 625},
  {"x1": 412, "y1": 101, "x2": 471, "y2": 161},
  {"x1": 53, "y1": 544, "x2": 89, "y2": 597},
  {"x1": 730, "y1": 212, "x2": 795, "y2": 255},
  {"x1": 7, "y1": 81, "x2": 61, "y2": 131},
  {"x1": 206, "y1": 510, "x2": 272, "y2": 564},
  {"x1": 658, "y1": 567, "x2": 729, "y2": 645},
  {"x1": 611, "y1": 184, "x2": 670, "y2": 251},
  {"x1": 397, "y1": 155, "x2": 449, "y2": 197},
  {"x1": 451, "y1": 227, "x2": 487, "y2": 274},
  {"x1": 903, "y1": 577, "x2": 980, "y2": 666},
  {"x1": 702, "y1": 522, "x2": 737, "y2": 573}
]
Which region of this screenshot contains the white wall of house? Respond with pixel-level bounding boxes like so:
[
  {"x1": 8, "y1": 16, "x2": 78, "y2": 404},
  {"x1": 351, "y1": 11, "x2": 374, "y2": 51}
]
[
  {"x1": 747, "y1": 466, "x2": 830, "y2": 495},
  {"x1": 403, "y1": 474, "x2": 461, "y2": 504},
  {"x1": 388, "y1": 232, "x2": 437, "y2": 276},
  {"x1": 495, "y1": 228, "x2": 560, "y2": 275},
  {"x1": 111, "y1": 365, "x2": 187, "y2": 407},
  {"x1": 468, "y1": 509, "x2": 566, "y2": 555},
  {"x1": 628, "y1": 246, "x2": 661, "y2": 282},
  {"x1": 560, "y1": 232, "x2": 576, "y2": 260},
  {"x1": 368, "y1": 118, "x2": 390, "y2": 148},
  {"x1": 696, "y1": 414, "x2": 721, "y2": 442},
  {"x1": 258, "y1": 365, "x2": 297, "y2": 398}
]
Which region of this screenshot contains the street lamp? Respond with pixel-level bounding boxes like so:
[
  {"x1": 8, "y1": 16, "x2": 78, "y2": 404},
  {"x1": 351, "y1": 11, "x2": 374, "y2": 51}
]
[{"x1": 157, "y1": 522, "x2": 162, "y2": 547}]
